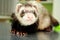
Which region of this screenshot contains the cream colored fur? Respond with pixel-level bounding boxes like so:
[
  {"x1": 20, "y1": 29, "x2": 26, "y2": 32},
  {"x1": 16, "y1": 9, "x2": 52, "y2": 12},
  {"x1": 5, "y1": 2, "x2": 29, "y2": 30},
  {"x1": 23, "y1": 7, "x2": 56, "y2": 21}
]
[{"x1": 15, "y1": 1, "x2": 51, "y2": 30}]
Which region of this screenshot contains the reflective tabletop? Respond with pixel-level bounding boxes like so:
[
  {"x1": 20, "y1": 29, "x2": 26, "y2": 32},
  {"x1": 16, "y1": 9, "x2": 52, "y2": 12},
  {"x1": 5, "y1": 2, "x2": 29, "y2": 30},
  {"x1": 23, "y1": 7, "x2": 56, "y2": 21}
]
[{"x1": 0, "y1": 21, "x2": 60, "y2": 40}]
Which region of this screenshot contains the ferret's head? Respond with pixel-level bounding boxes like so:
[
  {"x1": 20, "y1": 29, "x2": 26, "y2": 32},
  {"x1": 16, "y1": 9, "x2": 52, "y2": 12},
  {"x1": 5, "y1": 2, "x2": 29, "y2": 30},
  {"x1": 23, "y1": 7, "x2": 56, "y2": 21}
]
[{"x1": 15, "y1": 3, "x2": 39, "y2": 26}]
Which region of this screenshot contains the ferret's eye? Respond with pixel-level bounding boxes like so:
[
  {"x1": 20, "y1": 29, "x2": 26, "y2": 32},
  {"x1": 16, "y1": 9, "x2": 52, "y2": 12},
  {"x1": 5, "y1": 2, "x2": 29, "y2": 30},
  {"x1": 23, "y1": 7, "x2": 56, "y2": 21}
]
[
  {"x1": 20, "y1": 11, "x2": 25, "y2": 17},
  {"x1": 33, "y1": 12, "x2": 37, "y2": 17}
]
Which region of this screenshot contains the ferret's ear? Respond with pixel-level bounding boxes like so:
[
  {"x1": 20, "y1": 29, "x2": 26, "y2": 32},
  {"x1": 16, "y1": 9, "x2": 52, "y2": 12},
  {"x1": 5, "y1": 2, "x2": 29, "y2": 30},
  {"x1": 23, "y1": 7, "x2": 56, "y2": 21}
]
[{"x1": 15, "y1": 3, "x2": 22, "y2": 13}]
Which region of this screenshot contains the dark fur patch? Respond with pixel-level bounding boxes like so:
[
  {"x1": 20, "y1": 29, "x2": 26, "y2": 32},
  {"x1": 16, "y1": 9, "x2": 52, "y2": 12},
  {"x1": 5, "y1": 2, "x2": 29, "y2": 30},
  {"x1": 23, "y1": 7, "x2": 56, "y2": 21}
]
[
  {"x1": 20, "y1": 10, "x2": 25, "y2": 17},
  {"x1": 11, "y1": 19, "x2": 39, "y2": 34}
]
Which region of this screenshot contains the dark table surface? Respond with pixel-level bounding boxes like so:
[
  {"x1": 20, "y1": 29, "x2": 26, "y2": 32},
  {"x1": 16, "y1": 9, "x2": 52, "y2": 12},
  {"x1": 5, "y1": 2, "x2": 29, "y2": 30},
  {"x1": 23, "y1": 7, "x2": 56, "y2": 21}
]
[{"x1": 0, "y1": 21, "x2": 60, "y2": 40}]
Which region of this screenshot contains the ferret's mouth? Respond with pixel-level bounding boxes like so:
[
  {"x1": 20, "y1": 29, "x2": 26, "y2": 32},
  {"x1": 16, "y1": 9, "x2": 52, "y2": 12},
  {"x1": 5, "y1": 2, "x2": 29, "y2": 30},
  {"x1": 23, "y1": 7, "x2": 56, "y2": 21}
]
[{"x1": 26, "y1": 18, "x2": 33, "y2": 21}]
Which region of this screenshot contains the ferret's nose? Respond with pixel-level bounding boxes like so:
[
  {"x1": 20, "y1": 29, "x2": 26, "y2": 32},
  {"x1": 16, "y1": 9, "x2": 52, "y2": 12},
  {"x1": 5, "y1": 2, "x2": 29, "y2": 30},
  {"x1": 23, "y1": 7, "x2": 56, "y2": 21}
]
[
  {"x1": 27, "y1": 16, "x2": 33, "y2": 19},
  {"x1": 27, "y1": 16, "x2": 33, "y2": 21},
  {"x1": 27, "y1": 13, "x2": 33, "y2": 20}
]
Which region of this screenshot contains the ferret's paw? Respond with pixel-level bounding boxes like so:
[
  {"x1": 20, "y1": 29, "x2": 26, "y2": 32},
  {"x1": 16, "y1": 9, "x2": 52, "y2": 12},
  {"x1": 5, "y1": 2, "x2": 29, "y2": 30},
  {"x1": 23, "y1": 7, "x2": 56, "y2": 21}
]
[
  {"x1": 45, "y1": 28, "x2": 52, "y2": 32},
  {"x1": 16, "y1": 32, "x2": 27, "y2": 37},
  {"x1": 22, "y1": 32, "x2": 27, "y2": 37},
  {"x1": 11, "y1": 30, "x2": 16, "y2": 34}
]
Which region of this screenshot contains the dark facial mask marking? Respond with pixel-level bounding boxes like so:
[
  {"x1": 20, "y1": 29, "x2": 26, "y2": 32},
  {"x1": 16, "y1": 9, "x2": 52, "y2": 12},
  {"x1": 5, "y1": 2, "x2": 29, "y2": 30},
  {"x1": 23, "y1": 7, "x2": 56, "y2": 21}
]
[
  {"x1": 33, "y1": 11, "x2": 37, "y2": 17},
  {"x1": 20, "y1": 10, "x2": 25, "y2": 17}
]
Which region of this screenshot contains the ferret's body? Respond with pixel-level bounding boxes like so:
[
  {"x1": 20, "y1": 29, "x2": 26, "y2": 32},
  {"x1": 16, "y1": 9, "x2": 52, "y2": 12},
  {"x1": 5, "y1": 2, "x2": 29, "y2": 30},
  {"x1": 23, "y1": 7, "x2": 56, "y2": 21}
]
[{"x1": 11, "y1": 1, "x2": 59, "y2": 35}]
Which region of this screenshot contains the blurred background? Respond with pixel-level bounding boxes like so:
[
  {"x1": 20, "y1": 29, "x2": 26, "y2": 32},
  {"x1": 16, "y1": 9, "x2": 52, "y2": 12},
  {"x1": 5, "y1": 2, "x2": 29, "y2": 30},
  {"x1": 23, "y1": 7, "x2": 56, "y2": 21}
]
[{"x1": 0, "y1": 0, "x2": 53, "y2": 16}]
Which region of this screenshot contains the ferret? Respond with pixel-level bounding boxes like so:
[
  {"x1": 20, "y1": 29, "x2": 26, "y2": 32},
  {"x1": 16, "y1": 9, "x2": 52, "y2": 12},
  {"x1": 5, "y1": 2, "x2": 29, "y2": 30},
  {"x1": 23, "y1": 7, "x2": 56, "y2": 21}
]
[{"x1": 11, "y1": 1, "x2": 59, "y2": 36}]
